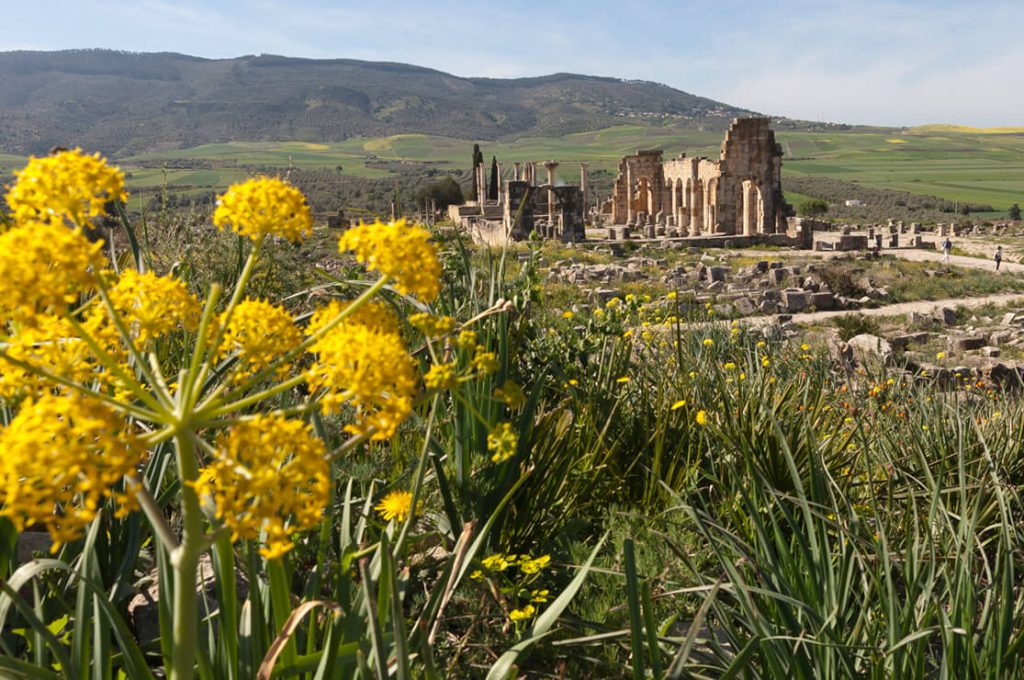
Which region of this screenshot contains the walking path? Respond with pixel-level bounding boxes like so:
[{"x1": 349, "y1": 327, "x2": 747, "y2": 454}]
[{"x1": 735, "y1": 246, "x2": 1024, "y2": 326}]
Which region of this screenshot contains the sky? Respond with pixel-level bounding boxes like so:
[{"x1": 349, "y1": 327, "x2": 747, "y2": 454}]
[{"x1": 3, "y1": 0, "x2": 1022, "y2": 127}]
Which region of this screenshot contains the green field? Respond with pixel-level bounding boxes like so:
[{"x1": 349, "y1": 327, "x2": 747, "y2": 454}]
[{"x1": 2, "y1": 126, "x2": 1022, "y2": 211}]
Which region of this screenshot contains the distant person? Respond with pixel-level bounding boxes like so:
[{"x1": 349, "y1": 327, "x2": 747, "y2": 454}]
[
  {"x1": 995, "y1": 245, "x2": 1003, "y2": 271},
  {"x1": 941, "y1": 237, "x2": 952, "y2": 264}
]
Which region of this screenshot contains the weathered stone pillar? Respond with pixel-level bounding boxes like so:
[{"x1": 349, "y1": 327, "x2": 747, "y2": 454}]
[
  {"x1": 742, "y1": 180, "x2": 755, "y2": 236},
  {"x1": 544, "y1": 161, "x2": 559, "y2": 232},
  {"x1": 625, "y1": 164, "x2": 635, "y2": 226},
  {"x1": 580, "y1": 162, "x2": 589, "y2": 224},
  {"x1": 670, "y1": 181, "x2": 678, "y2": 231},
  {"x1": 476, "y1": 163, "x2": 486, "y2": 204},
  {"x1": 513, "y1": 162, "x2": 521, "y2": 181},
  {"x1": 496, "y1": 163, "x2": 503, "y2": 205}
]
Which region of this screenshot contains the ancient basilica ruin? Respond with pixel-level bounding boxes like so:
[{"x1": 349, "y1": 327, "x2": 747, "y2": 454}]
[
  {"x1": 449, "y1": 117, "x2": 793, "y2": 244},
  {"x1": 601, "y1": 117, "x2": 787, "y2": 236}
]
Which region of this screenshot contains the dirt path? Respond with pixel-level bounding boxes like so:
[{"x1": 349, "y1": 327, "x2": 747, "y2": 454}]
[
  {"x1": 730, "y1": 247, "x2": 1024, "y2": 326},
  {"x1": 739, "y1": 246, "x2": 1024, "y2": 274}
]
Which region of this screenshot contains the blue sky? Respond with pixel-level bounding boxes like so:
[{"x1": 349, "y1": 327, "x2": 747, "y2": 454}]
[{"x1": 4, "y1": 0, "x2": 1022, "y2": 127}]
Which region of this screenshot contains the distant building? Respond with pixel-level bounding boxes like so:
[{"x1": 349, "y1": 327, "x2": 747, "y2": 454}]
[{"x1": 845, "y1": 199, "x2": 865, "y2": 207}]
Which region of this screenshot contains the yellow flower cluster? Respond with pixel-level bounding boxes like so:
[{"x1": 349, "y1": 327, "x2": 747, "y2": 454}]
[
  {"x1": 0, "y1": 393, "x2": 143, "y2": 548},
  {"x1": 374, "y1": 489, "x2": 414, "y2": 522},
  {"x1": 487, "y1": 422, "x2": 518, "y2": 463},
  {"x1": 107, "y1": 269, "x2": 200, "y2": 346},
  {"x1": 409, "y1": 312, "x2": 455, "y2": 338},
  {"x1": 193, "y1": 414, "x2": 329, "y2": 560},
  {"x1": 307, "y1": 300, "x2": 400, "y2": 338},
  {"x1": 338, "y1": 219, "x2": 441, "y2": 302},
  {"x1": 0, "y1": 315, "x2": 94, "y2": 398},
  {"x1": 424, "y1": 362, "x2": 458, "y2": 390},
  {"x1": 213, "y1": 177, "x2": 313, "y2": 242},
  {"x1": 216, "y1": 299, "x2": 300, "y2": 377},
  {"x1": 6, "y1": 149, "x2": 127, "y2": 226},
  {"x1": 306, "y1": 314, "x2": 416, "y2": 440},
  {"x1": 0, "y1": 220, "x2": 104, "y2": 322}
]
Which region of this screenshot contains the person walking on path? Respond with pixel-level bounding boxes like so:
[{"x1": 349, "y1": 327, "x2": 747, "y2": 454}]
[
  {"x1": 941, "y1": 237, "x2": 953, "y2": 264},
  {"x1": 995, "y1": 245, "x2": 1004, "y2": 271}
]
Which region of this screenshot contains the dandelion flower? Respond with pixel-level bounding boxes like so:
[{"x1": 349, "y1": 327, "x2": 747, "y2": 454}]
[
  {"x1": 509, "y1": 605, "x2": 536, "y2": 622},
  {"x1": 671, "y1": 399, "x2": 687, "y2": 410},
  {"x1": 696, "y1": 410, "x2": 708, "y2": 426},
  {"x1": 374, "y1": 490, "x2": 414, "y2": 522}
]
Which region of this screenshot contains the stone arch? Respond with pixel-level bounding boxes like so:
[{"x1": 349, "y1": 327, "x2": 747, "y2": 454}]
[{"x1": 742, "y1": 180, "x2": 763, "y2": 236}]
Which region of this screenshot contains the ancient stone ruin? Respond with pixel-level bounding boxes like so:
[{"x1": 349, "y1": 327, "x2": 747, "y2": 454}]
[
  {"x1": 600, "y1": 117, "x2": 787, "y2": 236},
  {"x1": 448, "y1": 159, "x2": 587, "y2": 245}
]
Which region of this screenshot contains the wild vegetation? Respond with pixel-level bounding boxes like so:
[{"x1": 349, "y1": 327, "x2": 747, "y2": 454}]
[{"x1": 2, "y1": 151, "x2": 1024, "y2": 679}]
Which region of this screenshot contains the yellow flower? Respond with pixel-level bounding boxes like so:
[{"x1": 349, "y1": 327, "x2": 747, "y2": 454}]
[
  {"x1": 107, "y1": 269, "x2": 200, "y2": 346},
  {"x1": 216, "y1": 299, "x2": 300, "y2": 377},
  {"x1": 703, "y1": 338, "x2": 714, "y2": 347},
  {"x1": 213, "y1": 177, "x2": 313, "y2": 242},
  {"x1": 530, "y1": 589, "x2": 550, "y2": 603},
  {"x1": 472, "y1": 347, "x2": 500, "y2": 375},
  {"x1": 801, "y1": 343, "x2": 811, "y2": 352},
  {"x1": 509, "y1": 605, "x2": 536, "y2": 622},
  {"x1": 936, "y1": 351, "x2": 946, "y2": 360},
  {"x1": 374, "y1": 490, "x2": 414, "y2": 523},
  {"x1": 762, "y1": 357, "x2": 771, "y2": 368},
  {"x1": 756, "y1": 341, "x2": 766, "y2": 348},
  {"x1": 0, "y1": 314, "x2": 106, "y2": 398},
  {"x1": 561, "y1": 310, "x2": 574, "y2": 319},
  {"x1": 724, "y1": 362, "x2": 736, "y2": 370},
  {"x1": 409, "y1": 312, "x2": 455, "y2": 337},
  {"x1": 666, "y1": 291, "x2": 677, "y2": 300},
  {"x1": 616, "y1": 376, "x2": 630, "y2": 383},
  {"x1": 424, "y1": 362, "x2": 458, "y2": 390},
  {"x1": 671, "y1": 399, "x2": 687, "y2": 410},
  {"x1": 606, "y1": 297, "x2": 621, "y2": 309},
  {"x1": 520, "y1": 554, "x2": 551, "y2": 574},
  {"x1": 338, "y1": 219, "x2": 441, "y2": 302},
  {"x1": 456, "y1": 330, "x2": 478, "y2": 350},
  {"x1": 0, "y1": 393, "x2": 143, "y2": 549},
  {"x1": 488, "y1": 422, "x2": 518, "y2": 463},
  {"x1": 0, "y1": 221, "x2": 105, "y2": 322},
  {"x1": 306, "y1": 319, "x2": 416, "y2": 440},
  {"x1": 192, "y1": 414, "x2": 329, "y2": 560},
  {"x1": 307, "y1": 300, "x2": 400, "y2": 338},
  {"x1": 696, "y1": 410, "x2": 708, "y2": 426},
  {"x1": 6, "y1": 148, "x2": 127, "y2": 227},
  {"x1": 481, "y1": 553, "x2": 512, "y2": 572},
  {"x1": 494, "y1": 380, "x2": 526, "y2": 410}
]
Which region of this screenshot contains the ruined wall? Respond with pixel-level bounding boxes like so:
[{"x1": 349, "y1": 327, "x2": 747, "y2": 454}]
[{"x1": 605, "y1": 117, "x2": 787, "y2": 237}]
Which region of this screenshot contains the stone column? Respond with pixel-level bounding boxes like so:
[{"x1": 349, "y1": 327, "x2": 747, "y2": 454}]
[
  {"x1": 513, "y1": 162, "x2": 521, "y2": 181},
  {"x1": 670, "y1": 181, "x2": 678, "y2": 232},
  {"x1": 476, "y1": 163, "x2": 486, "y2": 204},
  {"x1": 544, "y1": 161, "x2": 559, "y2": 231},
  {"x1": 625, "y1": 164, "x2": 635, "y2": 226},
  {"x1": 496, "y1": 163, "x2": 503, "y2": 205},
  {"x1": 742, "y1": 180, "x2": 755, "y2": 236},
  {"x1": 580, "y1": 162, "x2": 589, "y2": 224}
]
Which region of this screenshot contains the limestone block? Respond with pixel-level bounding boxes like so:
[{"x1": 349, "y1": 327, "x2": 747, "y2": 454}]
[
  {"x1": 947, "y1": 335, "x2": 986, "y2": 352},
  {"x1": 781, "y1": 289, "x2": 810, "y2": 312},
  {"x1": 934, "y1": 307, "x2": 958, "y2": 326},
  {"x1": 708, "y1": 266, "x2": 730, "y2": 283},
  {"x1": 810, "y1": 292, "x2": 836, "y2": 310}
]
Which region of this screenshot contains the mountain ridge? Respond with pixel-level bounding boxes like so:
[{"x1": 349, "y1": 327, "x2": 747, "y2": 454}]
[{"x1": 0, "y1": 49, "x2": 756, "y2": 155}]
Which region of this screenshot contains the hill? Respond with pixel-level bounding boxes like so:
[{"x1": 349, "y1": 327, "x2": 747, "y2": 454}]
[{"x1": 0, "y1": 49, "x2": 755, "y2": 155}]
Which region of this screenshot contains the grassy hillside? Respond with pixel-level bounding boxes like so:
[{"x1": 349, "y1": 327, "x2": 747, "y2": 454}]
[{"x1": 1, "y1": 124, "x2": 1019, "y2": 220}]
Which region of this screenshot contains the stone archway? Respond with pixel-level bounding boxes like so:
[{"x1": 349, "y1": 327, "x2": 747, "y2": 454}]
[{"x1": 742, "y1": 180, "x2": 762, "y2": 236}]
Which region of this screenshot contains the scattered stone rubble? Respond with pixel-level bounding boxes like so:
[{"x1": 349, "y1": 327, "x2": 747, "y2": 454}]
[{"x1": 546, "y1": 252, "x2": 875, "y2": 315}]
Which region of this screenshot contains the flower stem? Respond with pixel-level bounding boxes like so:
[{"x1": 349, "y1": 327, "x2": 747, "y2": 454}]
[{"x1": 169, "y1": 431, "x2": 204, "y2": 680}]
